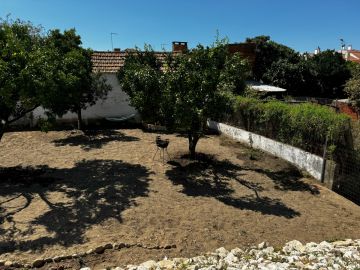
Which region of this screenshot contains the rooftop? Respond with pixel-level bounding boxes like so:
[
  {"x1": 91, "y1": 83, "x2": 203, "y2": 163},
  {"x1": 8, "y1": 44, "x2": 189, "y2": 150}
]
[{"x1": 91, "y1": 51, "x2": 171, "y2": 73}]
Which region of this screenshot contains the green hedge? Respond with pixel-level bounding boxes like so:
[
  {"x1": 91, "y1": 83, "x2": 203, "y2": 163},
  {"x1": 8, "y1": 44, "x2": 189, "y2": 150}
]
[{"x1": 227, "y1": 97, "x2": 351, "y2": 155}]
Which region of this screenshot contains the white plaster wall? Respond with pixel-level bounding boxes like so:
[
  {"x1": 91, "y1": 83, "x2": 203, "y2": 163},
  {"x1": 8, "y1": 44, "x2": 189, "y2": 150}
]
[
  {"x1": 208, "y1": 120, "x2": 324, "y2": 180},
  {"x1": 16, "y1": 73, "x2": 138, "y2": 126}
]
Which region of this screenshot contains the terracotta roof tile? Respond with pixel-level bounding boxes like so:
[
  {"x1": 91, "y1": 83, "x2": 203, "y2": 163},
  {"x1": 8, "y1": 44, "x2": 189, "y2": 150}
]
[
  {"x1": 91, "y1": 51, "x2": 173, "y2": 73},
  {"x1": 348, "y1": 50, "x2": 360, "y2": 63}
]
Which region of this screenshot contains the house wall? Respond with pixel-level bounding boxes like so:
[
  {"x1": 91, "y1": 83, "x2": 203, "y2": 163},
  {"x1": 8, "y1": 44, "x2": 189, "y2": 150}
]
[{"x1": 13, "y1": 73, "x2": 138, "y2": 127}]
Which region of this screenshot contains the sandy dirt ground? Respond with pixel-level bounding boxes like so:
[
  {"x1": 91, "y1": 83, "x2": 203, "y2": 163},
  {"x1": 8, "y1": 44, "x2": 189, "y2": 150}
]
[{"x1": 0, "y1": 129, "x2": 359, "y2": 269}]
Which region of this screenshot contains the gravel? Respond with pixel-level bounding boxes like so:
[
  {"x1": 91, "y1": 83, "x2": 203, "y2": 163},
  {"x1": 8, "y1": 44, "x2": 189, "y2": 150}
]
[{"x1": 82, "y1": 239, "x2": 360, "y2": 270}]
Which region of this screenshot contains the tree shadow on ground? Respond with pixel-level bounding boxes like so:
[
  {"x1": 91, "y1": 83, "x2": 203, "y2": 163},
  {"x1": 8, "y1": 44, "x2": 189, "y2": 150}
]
[
  {"x1": 248, "y1": 167, "x2": 320, "y2": 195},
  {"x1": 235, "y1": 148, "x2": 320, "y2": 195},
  {"x1": 0, "y1": 160, "x2": 151, "y2": 253},
  {"x1": 166, "y1": 153, "x2": 300, "y2": 218},
  {"x1": 52, "y1": 130, "x2": 139, "y2": 151}
]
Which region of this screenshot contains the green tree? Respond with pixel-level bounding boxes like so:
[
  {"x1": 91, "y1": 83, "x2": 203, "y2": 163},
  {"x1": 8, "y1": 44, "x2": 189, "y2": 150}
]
[
  {"x1": 118, "y1": 42, "x2": 250, "y2": 158},
  {"x1": 117, "y1": 45, "x2": 164, "y2": 125},
  {"x1": 246, "y1": 35, "x2": 300, "y2": 81},
  {"x1": 305, "y1": 50, "x2": 350, "y2": 98},
  {"x1": 45, "y1": 29, "x2": 111, "y2": 130},
  {"x1": 345, "y1": 62, "x2": 360, "y2": 111},
  {"x1": 0, "y1": 18, "x2": 53, "y2": 141}
]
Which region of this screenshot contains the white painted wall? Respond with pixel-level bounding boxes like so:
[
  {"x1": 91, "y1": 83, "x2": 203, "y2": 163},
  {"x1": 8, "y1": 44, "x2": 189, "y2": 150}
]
[
  {"x1": 13, "y1": 73, "x2": 138, "y2": 126},
  {"x1": 208, "y1": 120, "x2": 324, "y2": 181}
]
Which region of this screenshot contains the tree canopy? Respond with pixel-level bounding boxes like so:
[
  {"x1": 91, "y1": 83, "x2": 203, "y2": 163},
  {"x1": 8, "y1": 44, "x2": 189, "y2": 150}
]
[
  {"x1": 45, "y1": 29, "x2": 111, "y2": 129},
  {"x1": 248, "y1": 36, "x2": 351, "y2": 98},
  {"x1": 118, "y1": 42, "x2": 250, "y2": 158},
  {"x1": 345, "y1": 62, "x2": 360, "y2": 111},
  {"x1": 0, "y1": 19, "x2": 111, "y2": 141},
  {"x1": 0, "y1": 19, "x2": 49, "y2": 140}
]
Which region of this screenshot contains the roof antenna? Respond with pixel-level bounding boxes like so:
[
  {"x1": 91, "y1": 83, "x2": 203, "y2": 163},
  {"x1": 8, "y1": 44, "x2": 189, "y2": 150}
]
[
  {"x1": 340, "y1": 38, "x2": 345, "y2": 50},
  {"x1": 161, "y1": 43, "x2": 168, "y2": 51},
  {"x1": 111, "y1": 32, "x2": 118, "y2": 51}
]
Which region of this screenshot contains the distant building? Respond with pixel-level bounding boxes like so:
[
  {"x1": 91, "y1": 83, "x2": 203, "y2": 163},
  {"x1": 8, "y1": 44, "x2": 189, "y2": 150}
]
[{"x1": 339, "y1": 45, "x2": 360, "y2": 64}]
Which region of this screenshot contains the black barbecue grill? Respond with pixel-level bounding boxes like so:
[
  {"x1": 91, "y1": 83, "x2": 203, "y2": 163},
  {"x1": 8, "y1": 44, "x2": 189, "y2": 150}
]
[{"x1": 153, "y1": 136, "x2": 170, "y2": 163}]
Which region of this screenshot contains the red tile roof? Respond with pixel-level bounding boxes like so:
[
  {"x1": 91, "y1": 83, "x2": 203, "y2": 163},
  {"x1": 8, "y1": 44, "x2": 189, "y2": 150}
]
[
  {"x1": 91, "y1": 51, "x2": 172, "y2": 73},
  {"x1": 347, "y1": 50, "x2": 360, "y2": 63}
]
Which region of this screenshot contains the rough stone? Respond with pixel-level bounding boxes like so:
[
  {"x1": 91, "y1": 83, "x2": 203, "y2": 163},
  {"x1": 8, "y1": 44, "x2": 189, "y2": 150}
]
[
  {"x1": 282, "y1": 240, "x2": 305, "y2": 254},
  {"x1": 104, "y1": 243, "x2": 113, "y2": 249},
  {"x1": 140, "y1": 260, "x2": 157, "y2": 269},
  {"x1": 86, "y1": 248, "x2": 94, "y2": 255},
  {"x1": 215, "y1": 247, "x2": 228, "y2": 258},
  {"x1": 94, "y1": 245, "x2": 106, "y2": 254},
  {"x1": 258, "y1": 241, "x2": 268, "y2": 249},
  {"x1": 44, "y1": 257, "x2": 53, "y2": 263},
  {"x1": 53, "y1": 256, "x2": 62, "y2": 262},
  {"x1": 32, "y1": 259, "x2": 45, "y2": 268},
  {"x1": 157, "y1": 259, "x2": 175, "y2": 269},
  {"x1": 333, "y1": 239, "x2": 353, "y2": 247},
  {"x1": 4, "y1": 261, "x2": 13, "y2": 267}
]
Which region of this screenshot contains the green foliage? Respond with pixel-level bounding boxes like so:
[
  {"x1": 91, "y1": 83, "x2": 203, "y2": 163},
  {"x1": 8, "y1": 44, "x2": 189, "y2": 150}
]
[
  {"x1": 44, "y1": 29, "x2": 112, "y2": 129},
  {"x1": 118, "y1": 41, "x2": 250, "y2": 157},
  {"x1": 0, "y1": 18, "x2": 48, "y2": 139},
  {"x1": 308, "y1": 50, "x2": 350, "y2": 98},
  {"x1": 246, "y1": 35, "x2": 300, "y2": 81},
  {"x1": 231, "y1": 97, "x2": 350, "y2": 154},
  {"x1": 0, "y1": 20, "x2": 111, "y2": 136},
  {"x1": 247, "y1": 35, "x2": 350, "y2": 98},
  {"x1": 345, "y1": 62, "x2": 360, "y2": 111},
  {"x1": 117, "y1": 45, "x2": 164, "y2": 124}
]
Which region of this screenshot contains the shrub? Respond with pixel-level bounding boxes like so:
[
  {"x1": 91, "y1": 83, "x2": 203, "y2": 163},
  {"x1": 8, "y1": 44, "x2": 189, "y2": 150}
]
[{"x1": 227, "y1": 97, "x2": 351, "y2": 155}]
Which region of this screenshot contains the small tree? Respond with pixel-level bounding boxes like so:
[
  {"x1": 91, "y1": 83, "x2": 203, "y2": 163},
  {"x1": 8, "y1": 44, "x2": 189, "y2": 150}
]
[
  {"x1": 0, "y1": 18, "x2": 52, "y2": 141},
  {"x1": 118, "y1": 42, "x2": 250, "y2": 158},
  {"x1": 246, "y1": 35, "x2": 300, "y2": 81},
  {"x1": 45, "y1": 29, "x2": 111, "y2": 130},
  {"x1": 345, "y1": 62, "x2": 360, "y2": 111},
  {"x1": 308, "y1": 50, "x2": 350, "y2": 98},
  {"x1": 117, "y1": 46, "x2": 164, "y2": 125}
]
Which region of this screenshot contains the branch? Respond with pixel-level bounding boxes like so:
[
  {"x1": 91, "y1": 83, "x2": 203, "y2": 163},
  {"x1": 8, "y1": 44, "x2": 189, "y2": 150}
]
[{"x1": 7, "y1": 105, "x2": 40, "y2": 124}]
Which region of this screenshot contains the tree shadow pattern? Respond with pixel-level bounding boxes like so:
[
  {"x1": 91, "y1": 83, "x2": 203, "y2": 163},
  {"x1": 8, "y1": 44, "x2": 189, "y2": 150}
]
[
  {"x1": 166, "y1": 153, "x2": 300, "y2": 219},
  {"x1": 52, "y1": 130, "x2": 139, "y2": 151},
  {"x1": 0, "y1": 160, "x2": 151, "y2": 253}
]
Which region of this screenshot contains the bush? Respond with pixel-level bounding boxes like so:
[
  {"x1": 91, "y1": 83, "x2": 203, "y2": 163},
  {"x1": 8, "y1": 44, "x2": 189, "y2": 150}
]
[{"x1": 227, "y1": 97, "x2": 351, "y2": 155}]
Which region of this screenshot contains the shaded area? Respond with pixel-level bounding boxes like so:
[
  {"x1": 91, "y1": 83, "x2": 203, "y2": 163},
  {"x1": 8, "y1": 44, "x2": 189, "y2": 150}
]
[
  {"x1": 166, "y1": 153, "x2": 300, "y2": 218},
  {"x1": 248, "y1": 168, "x2": 320, "y2": 195},
  {"x1": 0, "y1": 160, "x2": 151, "y2": 252},
  {"x1": 52, "y1": 130, "x2": 139, "y2": 151},
  {"x1": 231, "y1": 142, "x2": 320, "y2": 195}
]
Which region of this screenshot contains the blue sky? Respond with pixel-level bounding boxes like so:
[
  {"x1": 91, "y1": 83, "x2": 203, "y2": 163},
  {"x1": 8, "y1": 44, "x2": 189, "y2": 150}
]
[{"x1": 1, "y1": 0, "x2": 359, "y2": 53}]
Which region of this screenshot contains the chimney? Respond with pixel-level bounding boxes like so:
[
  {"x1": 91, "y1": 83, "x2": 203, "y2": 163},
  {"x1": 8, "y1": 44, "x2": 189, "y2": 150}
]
[
  {"x1": 348, "y1": 45, "x2": 352, "y2": 51},
  {"x1": 172, "y1": 41, "x2": 188, "y2": 53}
]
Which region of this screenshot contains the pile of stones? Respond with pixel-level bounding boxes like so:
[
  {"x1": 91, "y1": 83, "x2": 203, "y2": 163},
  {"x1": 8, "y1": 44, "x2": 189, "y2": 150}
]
[{"x1": 88, "y1": 239, "x2": 360, "y2": 270}]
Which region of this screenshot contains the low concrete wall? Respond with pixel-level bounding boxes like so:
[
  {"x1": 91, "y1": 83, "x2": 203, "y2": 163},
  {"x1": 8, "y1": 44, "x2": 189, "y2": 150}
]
[{"x1": 208, "y1": 120, "x2": 324, "y2": 181}]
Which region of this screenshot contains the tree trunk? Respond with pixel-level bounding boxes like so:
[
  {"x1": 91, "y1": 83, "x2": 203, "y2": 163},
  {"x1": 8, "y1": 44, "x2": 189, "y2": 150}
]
[
  {"x1": 77, "y1": 108, "x2": 83, "y2": 130},
  {"x1": 188, "y1": 132, "x2": 199, "y2": 159}
]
